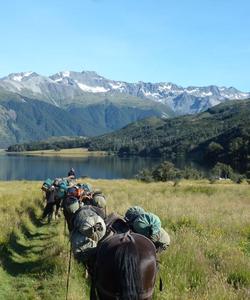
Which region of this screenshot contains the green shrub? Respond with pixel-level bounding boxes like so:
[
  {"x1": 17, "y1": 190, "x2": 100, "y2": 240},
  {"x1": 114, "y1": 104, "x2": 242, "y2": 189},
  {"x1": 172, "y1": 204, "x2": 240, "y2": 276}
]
[
  {"x1": 135, "y1": 168, "x2": 154, "y2": 182},
  {"x1": 152, "y1": 161, "x2": 181, "y2": 181},
  {"x1": 227, "y1": 271, "x2": 250, "y2": 289},
  {"x1": 211, "y1": 162, "x2": 235, "y2": 179}
]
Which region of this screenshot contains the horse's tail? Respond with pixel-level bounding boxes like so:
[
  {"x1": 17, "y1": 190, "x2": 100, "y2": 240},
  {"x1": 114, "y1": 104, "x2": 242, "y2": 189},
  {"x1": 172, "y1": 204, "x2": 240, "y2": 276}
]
[{"x1": 114, "y1": 234, "x2": 141, "y2": 300}]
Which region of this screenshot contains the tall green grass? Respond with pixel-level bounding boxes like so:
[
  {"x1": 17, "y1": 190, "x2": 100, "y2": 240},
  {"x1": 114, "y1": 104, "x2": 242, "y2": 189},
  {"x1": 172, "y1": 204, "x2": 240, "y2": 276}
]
[{"x1": 0, "y1": 180, "x2": 249, "y2": 299}]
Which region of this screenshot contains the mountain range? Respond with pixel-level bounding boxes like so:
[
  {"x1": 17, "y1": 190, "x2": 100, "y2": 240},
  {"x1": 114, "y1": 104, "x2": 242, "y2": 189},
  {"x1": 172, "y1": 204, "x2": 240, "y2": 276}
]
[{"x1": 0, "y1": 70, "x2": 249, "y2": 147}]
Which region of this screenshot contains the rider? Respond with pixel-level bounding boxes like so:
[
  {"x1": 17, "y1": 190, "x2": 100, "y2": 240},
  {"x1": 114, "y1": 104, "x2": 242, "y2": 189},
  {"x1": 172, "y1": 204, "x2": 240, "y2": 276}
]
[
  {"x1": 125, "y1": 206, "x2": 170, "y2": 253},
  {"x1": 68, "y1": 168, "x2": 76, "y2": 178}
]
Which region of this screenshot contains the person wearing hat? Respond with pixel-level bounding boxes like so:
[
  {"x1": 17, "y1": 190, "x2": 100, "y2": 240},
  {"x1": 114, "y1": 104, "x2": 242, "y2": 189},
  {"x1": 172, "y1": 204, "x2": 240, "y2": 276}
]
[{"x1": 68, "y1": 168, "x2": 76, "y2": 178}]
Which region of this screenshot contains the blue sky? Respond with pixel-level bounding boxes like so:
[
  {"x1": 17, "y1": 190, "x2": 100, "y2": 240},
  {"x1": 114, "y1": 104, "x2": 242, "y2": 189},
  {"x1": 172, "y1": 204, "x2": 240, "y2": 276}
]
[{"x1": 0, "y1": 0, "x2": 249, "y2": 91}]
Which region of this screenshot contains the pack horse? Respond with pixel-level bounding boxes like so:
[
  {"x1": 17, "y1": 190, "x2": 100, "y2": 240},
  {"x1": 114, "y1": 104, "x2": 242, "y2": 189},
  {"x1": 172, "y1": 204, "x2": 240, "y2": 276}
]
[{"x1": 90, "y1": 232, "x2": 157, "y2": 300}]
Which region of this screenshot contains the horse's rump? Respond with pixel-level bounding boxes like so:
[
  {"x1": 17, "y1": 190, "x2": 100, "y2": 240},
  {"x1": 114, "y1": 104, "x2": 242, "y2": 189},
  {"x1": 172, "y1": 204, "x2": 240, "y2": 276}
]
[{"x1": 93, "y1": 232, "x2": 157, "y2": 300}]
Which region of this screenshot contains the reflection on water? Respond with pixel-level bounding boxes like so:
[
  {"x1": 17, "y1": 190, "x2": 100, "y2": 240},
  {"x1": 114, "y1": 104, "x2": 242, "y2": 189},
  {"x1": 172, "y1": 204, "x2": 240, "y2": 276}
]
[{"x1": 0, "y1": 154, "x2": 163, "y2": 180}]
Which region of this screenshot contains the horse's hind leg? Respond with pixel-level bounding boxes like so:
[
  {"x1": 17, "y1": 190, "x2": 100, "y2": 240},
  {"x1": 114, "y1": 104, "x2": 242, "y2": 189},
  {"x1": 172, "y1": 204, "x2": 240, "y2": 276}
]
[
  {"x1": 47, "y1": 204, "x2": 56, "y2": 223},
  {"x1": 47, "y1": 212, "x2": 52, "y2": 223},
  {"x1": 52, "y1": 204, "x2": 57, "y2": 220},
  {"x1": 55, "y1": 200, "x2": 62, "y2": 220}
]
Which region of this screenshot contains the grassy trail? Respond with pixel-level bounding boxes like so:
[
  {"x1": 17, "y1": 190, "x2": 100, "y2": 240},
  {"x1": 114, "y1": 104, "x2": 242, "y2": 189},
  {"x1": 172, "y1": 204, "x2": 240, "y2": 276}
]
[{"x1": 0, "y1": 183, "x2": 86, "y2": 300}]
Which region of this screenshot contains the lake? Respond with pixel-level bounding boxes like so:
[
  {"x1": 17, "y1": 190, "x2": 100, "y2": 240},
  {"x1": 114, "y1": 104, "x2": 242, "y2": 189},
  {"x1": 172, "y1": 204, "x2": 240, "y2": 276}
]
[{"x1": 0, "y1": 154, "x2": 164, "y2": 180}]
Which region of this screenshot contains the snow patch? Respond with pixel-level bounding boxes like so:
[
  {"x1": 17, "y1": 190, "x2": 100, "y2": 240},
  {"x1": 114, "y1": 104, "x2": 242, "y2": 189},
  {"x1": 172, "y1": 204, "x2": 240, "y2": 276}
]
[
  {"x1": 144, "y1": 91, "x2": 161, "y2": 98},
  {"x1": 11, "y1": 72, "x2": 33, "y2": 82},
  {"x1": 158, "y1": 84, "x2": 174, "y2": 92},
  {"x1": 109, "y1": 82, "x2": 125, "y2": 91},
  {"x1": 12, "y1": 75, "x2": 23, "y2": 82},
  {"x1": 62, "y1": 71, "x2": 70, "y2": 77},
  {"x1": 219, "y1": 91, "x2": 250, "y2": 100},
  {"x1": 54, "y1": 78, "x2": 63, "y2": 83},
  {"x1": 201, "y1": 92, "x2": 212, "y2": 97},
  {"x1": 186, "y1": 89, "x2": 199, "y2": 94},
  {"x1": 24, "y1": 72, "x2": 33, "y2": 77},
  {"x1": 77, "y1": 82, "x2": 109, "y2": 93}
]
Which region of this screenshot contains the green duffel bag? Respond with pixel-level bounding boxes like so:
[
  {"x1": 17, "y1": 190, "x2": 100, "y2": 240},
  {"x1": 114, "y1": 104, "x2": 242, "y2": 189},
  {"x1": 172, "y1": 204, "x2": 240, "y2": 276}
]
[
  {"x1": 133, "y1": 212, "x2": 161, "y2": 238},
  {"x1": 125, "y1": 206, "x2": 145, "y2": 225},
  {"x1": 56, "y1": 181, "x2": 68, "y2": 198},
  {"x1": 42, "y1": 178, "x2": 53, "y2": 191}
]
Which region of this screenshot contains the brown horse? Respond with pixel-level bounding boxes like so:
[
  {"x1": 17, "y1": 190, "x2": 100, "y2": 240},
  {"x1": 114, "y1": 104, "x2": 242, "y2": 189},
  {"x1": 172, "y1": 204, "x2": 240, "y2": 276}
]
[{"x1": 90, "y1": 232, "x2": 157, "y2": 300}]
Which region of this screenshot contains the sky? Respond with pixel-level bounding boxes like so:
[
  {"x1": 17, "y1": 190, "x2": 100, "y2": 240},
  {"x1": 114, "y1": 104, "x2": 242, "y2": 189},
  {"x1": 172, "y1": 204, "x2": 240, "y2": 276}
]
[{"x1": 0, "y1": 0, "x2": 249, "y2": 91}]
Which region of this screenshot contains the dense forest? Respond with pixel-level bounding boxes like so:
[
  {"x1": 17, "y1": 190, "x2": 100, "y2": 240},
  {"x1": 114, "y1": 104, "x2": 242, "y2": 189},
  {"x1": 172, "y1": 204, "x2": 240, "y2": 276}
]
[
  {"x1": 7, "y1": 136, "x2": 87, "y2": 152},
  {"x1": 7, "y1": 100, "x2": 250, "y2": 176}
]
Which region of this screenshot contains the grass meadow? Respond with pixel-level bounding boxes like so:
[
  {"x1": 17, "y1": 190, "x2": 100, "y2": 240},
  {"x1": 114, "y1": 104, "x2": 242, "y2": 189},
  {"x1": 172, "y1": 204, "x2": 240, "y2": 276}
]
[{"x1": 0, "y1": 179, "x2": 249, "y2": 299}]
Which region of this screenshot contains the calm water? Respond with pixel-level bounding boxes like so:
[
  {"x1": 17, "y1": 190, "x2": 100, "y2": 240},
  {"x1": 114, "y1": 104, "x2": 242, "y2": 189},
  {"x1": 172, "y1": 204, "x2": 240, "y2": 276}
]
[{"x1": 0, "y1": 154, "x2": 164, "y2": 180}]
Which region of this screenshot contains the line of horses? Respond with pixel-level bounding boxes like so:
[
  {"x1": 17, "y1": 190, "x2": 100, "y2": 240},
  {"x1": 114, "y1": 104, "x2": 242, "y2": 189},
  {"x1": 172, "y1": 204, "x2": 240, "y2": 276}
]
[{"x1": 41, "y1": 177, "x2": 159, "y2": 300}]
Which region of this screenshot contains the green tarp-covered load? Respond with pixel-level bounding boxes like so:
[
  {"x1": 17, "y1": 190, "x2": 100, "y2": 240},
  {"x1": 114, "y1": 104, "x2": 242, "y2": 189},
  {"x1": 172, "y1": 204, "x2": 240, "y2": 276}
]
[
  {"x1": 124, "y1": 207, "x2": 170, "y2": 252},
  {"x1": 125, "y1": 206, "x2": 145, "y2": 225},
  {"x1": 71, "y1": 206, "x2": 106, "y2": 260},
  {"x1": 133, "y1": 212, "x2": 161, "y2": 238},
  {"x1": 41, "y1": 178, "x2": 54, "y2": 192}
]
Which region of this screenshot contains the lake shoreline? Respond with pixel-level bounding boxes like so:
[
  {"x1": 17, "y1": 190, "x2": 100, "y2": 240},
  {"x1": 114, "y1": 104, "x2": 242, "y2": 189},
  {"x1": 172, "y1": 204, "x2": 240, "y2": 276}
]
[
  {"x1": 0, "y1": 154, "x2": 163, "y2": 180},
  {"x1": 5, "y1": 147, "x2": 108, "y2": 157}
]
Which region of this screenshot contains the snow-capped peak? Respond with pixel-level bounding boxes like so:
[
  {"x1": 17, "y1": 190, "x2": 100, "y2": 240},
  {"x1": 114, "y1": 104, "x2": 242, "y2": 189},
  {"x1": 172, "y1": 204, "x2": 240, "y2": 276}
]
[
  {"x1": 0, "y1": 69, "x2": 249, "y2": 116},
  {"x1": 53, "y1": 71, "x2": 71, "y2": 79},
  {"x1": 6, "y1": 71, "x2": 35, "y2": 82},
  {"x1": 62, "y1": 71, "x2": 70, "y2": 77}
]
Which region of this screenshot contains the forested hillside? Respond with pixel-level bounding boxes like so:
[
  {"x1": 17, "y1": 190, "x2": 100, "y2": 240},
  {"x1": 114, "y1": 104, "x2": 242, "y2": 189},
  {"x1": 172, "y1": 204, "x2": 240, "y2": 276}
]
[
  {"x1": 7, "y1": 136, "x2": 87, "y2": 152},
  {"x1": 0, "y1": 90, "x2": 171, "y2": 148},
  {"x1": 87, "y1": 100, "x2": 250, "y2": 174}
]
